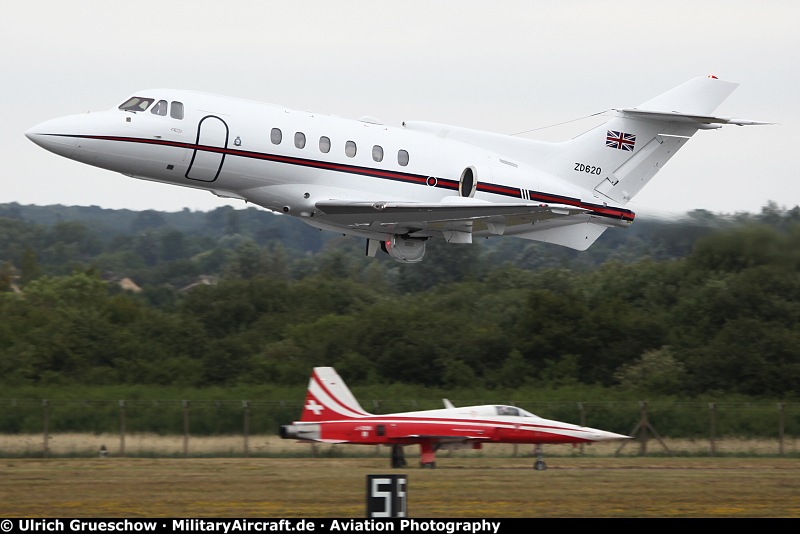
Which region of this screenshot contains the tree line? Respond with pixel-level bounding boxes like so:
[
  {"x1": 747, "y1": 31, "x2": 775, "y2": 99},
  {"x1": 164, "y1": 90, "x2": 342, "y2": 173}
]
[{"x1": 1, "y1": 201, "x2": 799, "y2": 399}]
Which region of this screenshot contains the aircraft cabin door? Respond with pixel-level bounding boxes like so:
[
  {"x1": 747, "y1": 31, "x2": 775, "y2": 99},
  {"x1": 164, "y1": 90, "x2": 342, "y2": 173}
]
[{"x1": 186, "y1": 115, "x2": 229, "y2": 182}]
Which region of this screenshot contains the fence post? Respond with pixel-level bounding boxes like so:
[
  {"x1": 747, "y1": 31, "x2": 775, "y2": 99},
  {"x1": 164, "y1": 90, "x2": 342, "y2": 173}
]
[
  {"x1": 639, "y1": 401, "x2": 648, "y2": 455},
  {"x1": 42, "y1": 399, "x2": 49, "y2": 458},
  {"x1": 510, "y1": 402, "x2": 518, "y2": 457},
  {"x1": 182, "y1": 400, "x2": 190, "y2": 457},
  {"x1": 709, "y1": 403, "x2": 717, "y2": 457},
  {"x1": 778, "y1": 403, "x2": 785, "y2": 457},
  {"x1": 119, "y1": 400, "x2": 126, "y2": 457},
  {"x1": 577, "y1": 402, "x2": 586, "y2": 455},
  {"x1": 242, "y1": 400, "x2": 250, "y2": 458}
]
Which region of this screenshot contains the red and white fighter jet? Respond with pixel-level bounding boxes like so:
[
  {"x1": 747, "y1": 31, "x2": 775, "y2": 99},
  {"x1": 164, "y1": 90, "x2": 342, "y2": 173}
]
[{"x1": 280, "y1": 367, "x2": 631, "y2": 469}]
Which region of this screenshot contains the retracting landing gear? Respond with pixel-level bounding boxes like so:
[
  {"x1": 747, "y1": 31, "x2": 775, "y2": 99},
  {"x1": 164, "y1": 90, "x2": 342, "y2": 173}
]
[
  {"x1": 419, "y1": 442, "x2": 438, "y2": 468},
  {"x1": 391, "y1": 445, "x2": 407, "y2": 468},
  {"x1": 533, "y1": 444, "x2": 547, "y2": 470}
]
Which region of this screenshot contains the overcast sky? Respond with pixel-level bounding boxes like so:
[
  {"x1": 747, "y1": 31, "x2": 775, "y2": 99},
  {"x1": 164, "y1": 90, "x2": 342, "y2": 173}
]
[{"x1": 4, "y1": 1, "x2": 798, "y2": 218}]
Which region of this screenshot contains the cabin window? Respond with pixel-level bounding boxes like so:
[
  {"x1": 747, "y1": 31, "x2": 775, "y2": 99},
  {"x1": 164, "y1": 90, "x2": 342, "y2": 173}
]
[
  {"x1": 118, "y1": 97, "x2": 154, "y2": 112},
  {"x1": 294, "y1": 132, "x2": 306, "y2": 149},
  {"x1": 271, "y1": 128, "x2": 282, "y2": 145},
  {"x1": 319, "y1": 136, "x2": 331, "y2": 153},
  {"x1": 345, "y1": 140, "x2": 357, "y2": 158},
  {"x1": 398, "y1": 149, "x2": 409, "y2": 166},
  {"x1": 170, "y1": 101, "x2": 184, "y2": 120},
  {"x1": 372, "y1": 145, "x2": 383, "y2": 162},
  {"x1": 151, "y1": 100, "x2": 168, "y2": 116}
]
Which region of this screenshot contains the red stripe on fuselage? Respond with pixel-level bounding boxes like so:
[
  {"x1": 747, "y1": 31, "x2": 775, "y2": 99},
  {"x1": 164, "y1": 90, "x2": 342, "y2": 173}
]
[{"x1": 60, "y1": 134, "x2": 634, "y2": 223}]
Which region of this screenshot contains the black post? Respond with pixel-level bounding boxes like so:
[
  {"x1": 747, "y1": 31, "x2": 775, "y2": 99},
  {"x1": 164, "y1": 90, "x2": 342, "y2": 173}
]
[
  {"x1": 182, "y1": 400, "x2": 190, "y2": 457},
  {"x1": 42, "y1": 399, "x2": 49, "y2": 458},
  {"x1": 778, "y1": 403, "x2": 785, "y2": 457},
  {"x1": 709, "y1": 402, "x2": 717, "y2": 457},
  {"x1": 243, "y1": 400, "x2": 250, "y2": 458},
  {"x1": 119, "y1": 400, "x2": 126, "y2": 457}
]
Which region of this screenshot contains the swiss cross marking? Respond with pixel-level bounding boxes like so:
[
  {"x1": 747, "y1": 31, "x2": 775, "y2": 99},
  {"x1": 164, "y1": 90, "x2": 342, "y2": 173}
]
[{"x1": 306, "y1": 399, "x2": 324, "y2": 416}]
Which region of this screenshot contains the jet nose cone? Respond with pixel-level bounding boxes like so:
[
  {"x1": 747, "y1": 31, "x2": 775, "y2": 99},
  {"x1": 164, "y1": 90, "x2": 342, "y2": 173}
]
[
  {"x1": 25, "y1": 117, "x2": 79, "y2": 158},
  {"x1": 24, "y1": 124, "x2": 45, "y2": 145},
  {"x1": 586, "y1": 428, "x2": 633, "y2": 442},
  {"x1": 600, "y1": 432, "x2": 633, "y2": 441}
]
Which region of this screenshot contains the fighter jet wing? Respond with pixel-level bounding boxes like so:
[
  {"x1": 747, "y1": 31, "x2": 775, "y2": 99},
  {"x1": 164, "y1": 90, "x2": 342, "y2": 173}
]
[{"x1": 390, "y1": 434, "x2": 492, "y2": 444}]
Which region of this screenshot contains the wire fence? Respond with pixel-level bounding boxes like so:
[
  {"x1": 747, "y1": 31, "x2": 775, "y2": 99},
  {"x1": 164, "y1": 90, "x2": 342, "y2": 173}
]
[{"x1": 1, "y1": 399, "x2": 798, "y2": 458}]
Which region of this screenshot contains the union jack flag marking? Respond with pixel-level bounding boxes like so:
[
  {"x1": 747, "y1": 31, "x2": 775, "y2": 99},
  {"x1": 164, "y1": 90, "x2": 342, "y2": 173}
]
[{"x1": 606, "y1": 130, "x2": 636, "y2": 151}]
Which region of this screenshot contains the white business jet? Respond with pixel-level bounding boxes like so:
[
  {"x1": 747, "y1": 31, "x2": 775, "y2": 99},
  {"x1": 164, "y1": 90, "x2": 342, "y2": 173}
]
[{"x1": 25, "y1": 75, "x2": 766, "y2": 263}]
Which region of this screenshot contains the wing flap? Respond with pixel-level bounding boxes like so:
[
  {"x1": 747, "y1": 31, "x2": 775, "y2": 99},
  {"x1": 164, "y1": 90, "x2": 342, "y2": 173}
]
[{"x1": 513, "y1": 220, "x2": 610, "y2": 251}]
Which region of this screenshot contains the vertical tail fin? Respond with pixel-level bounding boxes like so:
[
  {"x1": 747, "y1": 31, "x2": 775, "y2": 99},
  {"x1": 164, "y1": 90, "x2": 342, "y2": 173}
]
[
  {"x1": 544, "y1": 75, "x2": 748, "y2": 206},
  {"x1": 299, "y1": 367, "x2": 371, "y2": 422}
]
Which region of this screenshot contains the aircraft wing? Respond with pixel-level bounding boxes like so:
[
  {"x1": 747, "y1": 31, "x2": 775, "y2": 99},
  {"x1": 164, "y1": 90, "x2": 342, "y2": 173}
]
[
  {"x1": 313, "y1": 198, "x2": 629, "y2": 250},
  {"x1": 314, "y1": 199, "x2": 595, "y2": 243},
  {"x1": 315, "y1": 199, "x2": 585, "y2": 224},
  {"x1": 390, "y1": 434, "x2": 492, "y2": 444}
]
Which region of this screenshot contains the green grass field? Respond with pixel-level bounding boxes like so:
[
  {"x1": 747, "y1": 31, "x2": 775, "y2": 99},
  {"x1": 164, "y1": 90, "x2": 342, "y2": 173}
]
[{"x1": 1, "y1": 457, "x2": 799, "y2": 518}]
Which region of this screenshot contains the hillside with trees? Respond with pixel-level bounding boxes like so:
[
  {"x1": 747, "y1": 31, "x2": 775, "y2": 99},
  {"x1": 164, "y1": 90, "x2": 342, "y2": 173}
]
[{"x1": 1, "y1": 201, "x2": 799, "y2": 399}]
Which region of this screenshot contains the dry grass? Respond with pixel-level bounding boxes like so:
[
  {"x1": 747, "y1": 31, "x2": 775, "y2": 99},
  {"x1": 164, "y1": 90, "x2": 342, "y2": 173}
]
[
  {"x1": 1, "y1": 456, "x2": 799, "y2": 518},
  {"x1": 1, "y1": 433, "x2": 798, "y2": 458}
]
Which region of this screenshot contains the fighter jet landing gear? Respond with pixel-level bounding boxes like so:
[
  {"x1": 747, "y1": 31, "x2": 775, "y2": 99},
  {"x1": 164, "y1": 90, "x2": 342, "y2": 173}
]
[
  {"x1": 533, "y1": 444, "x2": 547, "y2": 470},
  {"x1": 391, "y1": 445, "x2": 407, "y2": 468},
  {"x1": 419, "y1": 442, "x2": 438, "y2": 468}
]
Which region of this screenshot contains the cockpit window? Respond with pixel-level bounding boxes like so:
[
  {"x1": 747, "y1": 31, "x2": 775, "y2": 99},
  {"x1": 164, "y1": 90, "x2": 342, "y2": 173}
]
[
  {"x1": 119, "y1": 97, "x2": 154, "y2": 112},
  {"x1": 496, "y1": 406, "x2": 520, "y2": 417},
  {"x1": 170, "y1": 101, "x2": 184, "y2": 120},
  {"x1": 151, "y1": 100, "x2": 168, "y2": 116}
]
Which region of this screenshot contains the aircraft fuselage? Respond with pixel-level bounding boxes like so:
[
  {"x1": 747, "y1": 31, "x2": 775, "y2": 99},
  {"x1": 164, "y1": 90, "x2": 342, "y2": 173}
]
[
  {"x1": 28, "y1": 77, "x2": 757, "y2": 262},
  {"x1": 26, "y1": 89, "x2": 625, "y2": 241}
]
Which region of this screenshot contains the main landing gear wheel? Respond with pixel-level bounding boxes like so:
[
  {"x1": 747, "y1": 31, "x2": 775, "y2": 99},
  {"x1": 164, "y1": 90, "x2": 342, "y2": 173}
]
[
  {"x1": 391, "y1": 445, "x2": 407, "y2": 468},
  {"x1": 533, "y1": 444, "x2": 547, "y2": 470}
]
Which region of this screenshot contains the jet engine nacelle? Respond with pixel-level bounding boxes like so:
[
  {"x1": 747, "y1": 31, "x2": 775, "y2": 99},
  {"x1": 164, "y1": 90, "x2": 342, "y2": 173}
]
[
  {"x1": 458, "y1": 166, "x2": 478, "y2": 198},
  {"x1": 383, "y1": 235, "x2": 426, "y2": 263}
]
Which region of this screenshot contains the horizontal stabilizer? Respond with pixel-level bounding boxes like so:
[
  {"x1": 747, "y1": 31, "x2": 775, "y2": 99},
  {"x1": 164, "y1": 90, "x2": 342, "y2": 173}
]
[
  {"x1": 615, "y1": 108, "x2": 773, "y2": 127},
  {"x1": 635, "y1": 76, "x2": 739, "y2": 116}
]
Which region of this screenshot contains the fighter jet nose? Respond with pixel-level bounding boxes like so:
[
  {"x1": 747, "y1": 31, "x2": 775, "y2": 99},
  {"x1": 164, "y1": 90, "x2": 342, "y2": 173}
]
[
  {"x1": 604, "y1": 431, "x2": 633, "y2": 441},
  {"x1": 585, "y1": 428, "x2": 633, "y2": 441}
]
